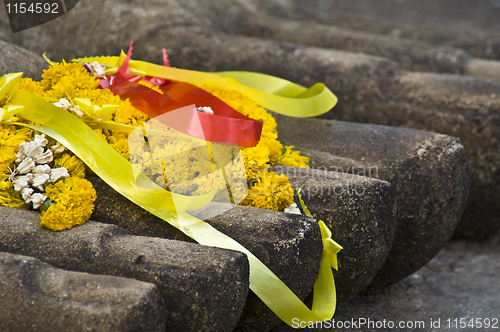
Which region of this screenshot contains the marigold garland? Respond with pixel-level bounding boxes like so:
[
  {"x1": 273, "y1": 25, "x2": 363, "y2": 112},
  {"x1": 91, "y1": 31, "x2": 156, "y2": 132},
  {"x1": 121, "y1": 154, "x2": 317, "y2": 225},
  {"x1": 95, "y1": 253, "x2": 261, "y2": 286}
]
[{"x1": 1, "y1": 58, "x2": 310, "y2": 227}]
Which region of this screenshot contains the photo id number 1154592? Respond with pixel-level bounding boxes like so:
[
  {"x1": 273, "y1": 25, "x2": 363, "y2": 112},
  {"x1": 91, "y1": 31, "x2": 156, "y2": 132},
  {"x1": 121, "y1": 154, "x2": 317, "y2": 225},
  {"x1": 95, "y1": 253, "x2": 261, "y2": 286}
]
[{"x1": 5, "y1": 2, "x2": 59, "y2": 14}]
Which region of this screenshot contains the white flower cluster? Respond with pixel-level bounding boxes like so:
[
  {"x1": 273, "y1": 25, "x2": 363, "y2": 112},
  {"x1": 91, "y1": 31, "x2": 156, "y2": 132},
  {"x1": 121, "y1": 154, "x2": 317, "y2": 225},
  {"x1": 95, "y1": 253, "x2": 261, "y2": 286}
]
[
  {"x1": 9, "y1": 134, "x2": 69, "y2": 209},
  {"x1": 284, "y1": 203, "x2": 301, "y2": 215},
  {"x1": 195, "y1": 106, "x2": 214, "y2": 115},
  {"x1": 83, "y1": 61, "x2": 112, "y2": 79},
  {"x1": 54, "y1": 98, "x2": 84, "y2": 117}
]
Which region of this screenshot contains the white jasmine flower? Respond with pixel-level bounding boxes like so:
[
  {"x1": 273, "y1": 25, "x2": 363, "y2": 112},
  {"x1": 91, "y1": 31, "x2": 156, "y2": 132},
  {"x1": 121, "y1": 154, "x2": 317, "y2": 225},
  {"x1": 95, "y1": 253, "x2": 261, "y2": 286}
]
[
  {"x1": 33, "y1": 134, "x2": 48, "y2": 147},
  {"x1": 12, "y1": 174, "x2": 33, "y2": 191},
  {"x1": 21, "y1": 187, "x2": 34, "y2": 202},
  {"x1": 16, "y1": 135, "x2": 48, "y2": 162},
  {"x1": 84, "y1": 61, "x2": 111, "y2": 79},
  {"x1": 89, "y1": 62, "x2": 106, "y2": 78},
  {"x1": 284, "y1": 203, "x2": 301, "y2": 215},
  {"x1": 16, "y1": 141, "x2": 42, "y2": 161},
  {"x1": 33, "y1": 164, "x2": 51, "y2": 176},
  {"x1": 50, "y1": 142, "x2": 66, "y2": 153},
  {"x1": 54, "y1": 98, "x2": 72, "y2": 110},
  {"x1": 195, "y1": 106, "x2": 214, "y2": 114},
  {"x1": 54, "y1": 98, "x2": 85, "y2": 117},
  {"x1": 15, "y1": 142, "x2": 27, "y2": 162},
  {"x1": 16, "y1": 158, "x2": 36, "y2": 174},
  {"x1": 32, "y1": 173, "x2": 50, "y2": 191},
  {"x1": 25, "y1": 144, "x2": 43, "y2": 159},
  {"x1": 50, "y1": 167, "x2": 70, "y2": 183},
  {"x1": 30, "y1": 193, "x2": 47, "y2": 209},
  {"x1": 34, "y1": 149, "x2": 53, "y2": 164},
  {"x1": 72, "y1": 105, "x2": 84, "y2": 117}
]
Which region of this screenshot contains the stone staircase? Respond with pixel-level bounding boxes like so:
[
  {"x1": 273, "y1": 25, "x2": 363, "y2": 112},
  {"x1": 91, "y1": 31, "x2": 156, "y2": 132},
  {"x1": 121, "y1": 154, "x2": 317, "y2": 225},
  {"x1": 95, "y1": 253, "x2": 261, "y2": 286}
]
[{"x1": 1, "y1": 1, "x2": 499, "y2": 331}]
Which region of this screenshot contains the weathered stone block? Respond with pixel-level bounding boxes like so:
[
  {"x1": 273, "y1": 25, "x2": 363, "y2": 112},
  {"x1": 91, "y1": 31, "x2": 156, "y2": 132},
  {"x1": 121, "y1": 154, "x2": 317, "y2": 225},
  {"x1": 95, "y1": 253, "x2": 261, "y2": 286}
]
[
  {"x1": 272, "y1": 115, "x2": 470, "y2": 287},
  {"x1": 271, "y1": 165, "x2": 395, "y2": 303},
  {"x1": 223, "y1": 14, "x2": 472, "y2": 75},
  {"x1": 289, "y1": 0, "x2": 500, "y2": 62},
  {"x1": 0, "y1": 39, "x2": 47, "y2": 80},
  {"x1": 199, "y1": 203, "x2": 321, "y2": 332},
  {"x1": 0, "y1": 206, "x2": 249, "y2": 332},
  {"x1": 318, "y1": 69, "x2": 499, "y2": 239},
  {"x1": 0, "y1": 252, "x2": 166, "y2": 332},
  {"x1": 272, "y1": 234, "x2": 500, "y2": 332},
  {"x1": 88, "y1": 175, "x2": 323, "y2": 332}
]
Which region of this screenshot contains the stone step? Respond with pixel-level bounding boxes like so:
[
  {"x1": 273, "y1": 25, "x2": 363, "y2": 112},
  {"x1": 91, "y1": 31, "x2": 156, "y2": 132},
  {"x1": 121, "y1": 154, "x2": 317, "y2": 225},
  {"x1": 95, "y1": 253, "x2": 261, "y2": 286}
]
[
  {"x1": 271, "y1": 233, "x2": 500, "y2": 332},
  {"x1": 272, "y1": 115, "x2": 470, "y2": 288},
  {"x1": 318, "y1": 65, "x2": 500, "y2": 240},
  {"x1": 88, "y1": 175, "x2": 323, "y2": 332},
  {"x1": 270, "y1": 165, "x2": 395, "y2": 303},
  {"x1": 223, "y1": 14, "x2": 478, "y2": 76},
  {"x1": 289, "y1": 0, "x2": 500, "y2": 61},
  {"x1": 147, "y1": 27, "x2": 494, "y2": 240},
  {"x1": 224, "y1": 13, "x2": 500, "y2": 80},
  {"x1": 4, "y1": 0, "x2": 500, "y2": 75},
  {"x1": 0, "y1": 252, "x2": 166, "y2": 332},
  {"x1": 0, "y1": 206, "x2": 249, "y2": 332},
  {"x1": 0, "y1": 39, "x2": 46, "y2": 80}
]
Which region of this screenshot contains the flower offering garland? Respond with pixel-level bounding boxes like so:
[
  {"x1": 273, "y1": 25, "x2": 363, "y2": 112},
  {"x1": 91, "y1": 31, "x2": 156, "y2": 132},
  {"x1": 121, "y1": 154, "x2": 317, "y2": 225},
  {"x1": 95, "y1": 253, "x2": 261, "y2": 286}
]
[{"x1": 0, "y1": 42, "x2": 342, "y2": 327}]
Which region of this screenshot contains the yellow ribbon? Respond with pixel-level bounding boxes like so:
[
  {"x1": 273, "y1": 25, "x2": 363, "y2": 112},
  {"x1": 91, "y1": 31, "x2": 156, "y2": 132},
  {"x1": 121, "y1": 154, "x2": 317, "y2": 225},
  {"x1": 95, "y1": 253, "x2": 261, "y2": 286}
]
[
  {"x1": 4, "y1": 63, "x2": 340, "y2": 327},
  {"x1": 76, "y1": 54, "x2": 338, "y2": 118},
  {"x1": 0, "y1": 73, "x2": 24, "y2": 122},
  {"x1": 10, "y1": 90, "x2": 217, "y2": 216},
  {"x1": 73, "y1": 98, "x2": 120, "y2": 120},
  {"x1": 298, "y1": 189, "x2": 343, "y2": 320}
]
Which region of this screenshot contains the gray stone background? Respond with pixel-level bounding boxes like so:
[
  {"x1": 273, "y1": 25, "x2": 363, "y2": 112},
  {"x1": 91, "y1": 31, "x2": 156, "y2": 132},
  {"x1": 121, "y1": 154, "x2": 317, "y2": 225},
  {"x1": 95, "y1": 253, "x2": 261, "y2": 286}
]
[{"x1": 1, "y1": 0, "x2": 500, "y2": 331}]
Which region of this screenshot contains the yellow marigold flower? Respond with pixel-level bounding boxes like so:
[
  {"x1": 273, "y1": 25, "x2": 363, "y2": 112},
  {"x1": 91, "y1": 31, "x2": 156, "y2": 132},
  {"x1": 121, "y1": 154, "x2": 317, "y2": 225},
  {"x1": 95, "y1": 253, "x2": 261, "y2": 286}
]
[
  {"x1": 73, "y1": 87, "x2": 122, "y2": 107},
  {"x1": 241, "y1": 168, "x2": 294, "y2": 211},
  {"x1": 262, "y1": 137, "x2": 283, "y2": 165},
  {"x1": 0, "y1": 124, "x2": 32, "y2": 165},
  {"x1": 148, "y1": 136, "x2": 213, "y2": 192},
  {"x1": 54, "y1": 153, "x2": 86, "y2": 178},
  {"x1": 224, "y1": 177, "x2": 248, "y2": 204},
  {"x1": 113, "y1": 99, "x2": 149, "y2": 126},
  {"x1": 199, "y1": 80, "x2": 282, "y2": 160},
  {"x1": 279, "y1": 145, "x2": 310, "y2": 168},
  {"x1": 242, "y1": 141, "x2": 270, "y2": 180},
  {"x1": 42, "y1": 60, "x2": 99, "y2": 90},
  {"x1": 138, "y1": 80, "x2": 164, "y2": 94},
  {"x1": 17, "y1": 78, "x2": 45, "y2": 97},
  {"x1": 42, "y1": 60, "x2": 100, "y2": 100},
  {"x1": 107, "y1": 131, "x2": 130, "y2": 160},
  {"x1": 93, "y1": 128, "x2": 109, "y2": 141},
  {"x1": 39, "y1": 176, "x2": 96, "y2": 231},
  {"x1": 0, "y1": 181, "x2": 28, "y2": 209},
  {"x1": 0, "y1": 165, "x2": 29, "y2": 209}
]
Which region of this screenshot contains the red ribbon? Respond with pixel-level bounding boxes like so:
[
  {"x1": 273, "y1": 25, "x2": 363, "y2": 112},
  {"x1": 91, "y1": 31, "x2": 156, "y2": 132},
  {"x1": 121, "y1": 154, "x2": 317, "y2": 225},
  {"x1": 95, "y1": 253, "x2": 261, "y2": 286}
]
[{"x1": 101, "y1": 41, "x2": 263, "y2": 147}]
